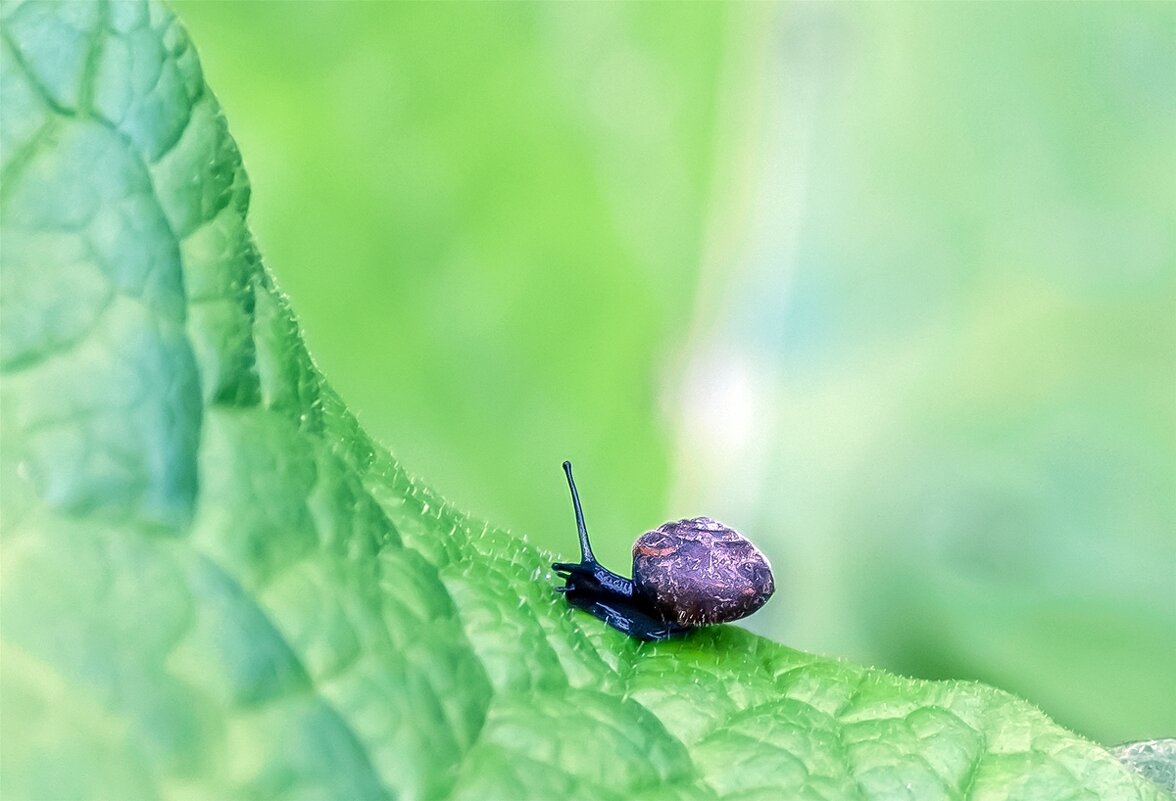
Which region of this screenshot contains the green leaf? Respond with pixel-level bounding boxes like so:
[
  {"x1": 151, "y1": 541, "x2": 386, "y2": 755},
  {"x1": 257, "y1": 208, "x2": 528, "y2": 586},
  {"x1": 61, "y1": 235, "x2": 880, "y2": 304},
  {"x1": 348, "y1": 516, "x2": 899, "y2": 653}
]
[{"x1": 0, "y1": 2, "x2": 1165, "y2": 800}]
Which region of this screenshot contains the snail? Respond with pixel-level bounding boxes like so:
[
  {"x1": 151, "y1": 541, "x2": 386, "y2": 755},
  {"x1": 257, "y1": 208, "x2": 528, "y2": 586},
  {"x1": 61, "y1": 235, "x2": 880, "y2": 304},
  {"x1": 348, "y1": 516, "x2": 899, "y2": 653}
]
[{"x1": 552, "y1": 460, "x2": 775, "y2": 641}]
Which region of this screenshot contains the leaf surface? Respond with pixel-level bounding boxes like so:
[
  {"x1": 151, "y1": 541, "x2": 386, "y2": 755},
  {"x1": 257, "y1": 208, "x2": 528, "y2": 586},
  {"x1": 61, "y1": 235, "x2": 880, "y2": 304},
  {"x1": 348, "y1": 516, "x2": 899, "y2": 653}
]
[{"x1": 0, "y1": 3, "x2": 1164, "y2": 800}]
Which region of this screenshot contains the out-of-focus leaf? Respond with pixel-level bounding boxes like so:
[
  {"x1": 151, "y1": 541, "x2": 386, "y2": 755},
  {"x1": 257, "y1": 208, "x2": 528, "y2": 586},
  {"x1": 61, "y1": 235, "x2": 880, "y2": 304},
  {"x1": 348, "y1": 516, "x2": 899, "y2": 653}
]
[
  {"x1": 170, "y1": 0, "x2": 732, "y2": 563},
  {"x1": 660, "y1": 3, "x2": 1176, "y2": 744}
]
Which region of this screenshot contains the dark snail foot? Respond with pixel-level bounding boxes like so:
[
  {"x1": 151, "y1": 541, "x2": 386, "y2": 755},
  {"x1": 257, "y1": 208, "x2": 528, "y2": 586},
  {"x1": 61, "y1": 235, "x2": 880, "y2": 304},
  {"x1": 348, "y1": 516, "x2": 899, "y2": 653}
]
[
  {"x1": 552, "y1": 559, "x2": 693, "y2": 642},
  {"x1": 569, "y1": 594, "x2": 693, "y2": 641}
]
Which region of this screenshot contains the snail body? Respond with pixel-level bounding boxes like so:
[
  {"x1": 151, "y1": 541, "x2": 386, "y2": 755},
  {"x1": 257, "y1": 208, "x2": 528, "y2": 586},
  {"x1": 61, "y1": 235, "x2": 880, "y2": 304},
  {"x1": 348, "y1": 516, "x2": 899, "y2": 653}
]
[{"x1": 552, "y1": 461, "x2": 775, "y2": 641}]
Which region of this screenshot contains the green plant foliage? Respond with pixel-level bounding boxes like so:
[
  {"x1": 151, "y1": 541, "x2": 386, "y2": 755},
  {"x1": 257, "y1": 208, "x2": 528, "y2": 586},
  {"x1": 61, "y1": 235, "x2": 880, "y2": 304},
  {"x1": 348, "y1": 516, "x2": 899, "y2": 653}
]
[
  {"x1": 0, "y1": 2, "x2": 1166, "y2": 799},
  {"x1": 167, "y1": 2, "x2": 1176, "y2": 746}
]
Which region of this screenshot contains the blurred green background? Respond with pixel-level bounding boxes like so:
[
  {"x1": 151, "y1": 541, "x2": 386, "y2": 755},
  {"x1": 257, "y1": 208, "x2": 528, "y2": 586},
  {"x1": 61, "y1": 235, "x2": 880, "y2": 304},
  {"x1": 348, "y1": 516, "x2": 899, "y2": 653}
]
[{"x1": 171, "y1": 3, "x2": 1175, "y2": 745}]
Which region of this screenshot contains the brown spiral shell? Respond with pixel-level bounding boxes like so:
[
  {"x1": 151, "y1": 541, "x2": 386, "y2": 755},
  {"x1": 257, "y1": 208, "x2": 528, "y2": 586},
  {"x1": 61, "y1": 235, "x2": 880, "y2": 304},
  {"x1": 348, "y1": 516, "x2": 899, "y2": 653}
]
[{"x1": 631, "y1": 517, "x2": 775, "y2": 627}]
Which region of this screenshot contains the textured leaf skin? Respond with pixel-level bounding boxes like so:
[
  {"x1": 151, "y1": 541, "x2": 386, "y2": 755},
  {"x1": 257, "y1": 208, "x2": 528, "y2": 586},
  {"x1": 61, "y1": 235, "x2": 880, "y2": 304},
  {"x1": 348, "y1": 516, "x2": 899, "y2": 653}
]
[{"x1": 0, "y1": 2, "x2": 1164, "y2": 800}]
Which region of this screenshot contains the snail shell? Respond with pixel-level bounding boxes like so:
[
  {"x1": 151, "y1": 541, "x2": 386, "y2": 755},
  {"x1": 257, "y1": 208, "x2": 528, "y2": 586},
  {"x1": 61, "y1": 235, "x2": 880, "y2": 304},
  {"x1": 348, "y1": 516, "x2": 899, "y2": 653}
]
[{"x1": 632, "y1": 517, "x2": 775, "y2": 627}]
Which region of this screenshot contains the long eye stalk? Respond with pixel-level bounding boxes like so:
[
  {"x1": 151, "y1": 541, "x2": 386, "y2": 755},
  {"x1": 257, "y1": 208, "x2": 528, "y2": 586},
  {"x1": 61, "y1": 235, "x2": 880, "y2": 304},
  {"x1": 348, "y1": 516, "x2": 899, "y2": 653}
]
[
  {"x1": 562, "y1": 460, "x2": 595, "y2": 564},
  {"x1": 554, "y1": 460, "x2": 693, "y2": 640}
]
